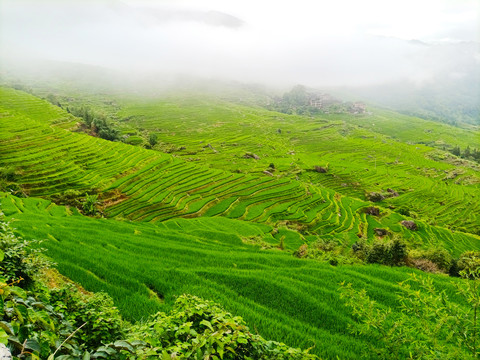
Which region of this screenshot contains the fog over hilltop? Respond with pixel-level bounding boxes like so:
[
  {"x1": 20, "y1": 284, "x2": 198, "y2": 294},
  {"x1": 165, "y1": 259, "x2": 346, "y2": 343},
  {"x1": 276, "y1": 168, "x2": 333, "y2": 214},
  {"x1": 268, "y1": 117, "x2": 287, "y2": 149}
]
[{"x1": 1, "y1": 0, "x2": 478, "y2": 88}]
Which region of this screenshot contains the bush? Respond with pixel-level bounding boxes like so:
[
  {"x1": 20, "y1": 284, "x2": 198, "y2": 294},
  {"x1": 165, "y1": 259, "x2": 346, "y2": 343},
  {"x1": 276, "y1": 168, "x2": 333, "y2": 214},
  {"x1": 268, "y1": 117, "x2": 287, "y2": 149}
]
[
  {"x1": 339, "y1": 272, "x2": 480, "y2": 359},
  {"x1": 408, "y1": 248, "x2": 454, "y2": 273},
  {"x1": 0, "y1": 183, "x2": 26, "y2": 198},
  {"x1": 70, "y1": 105, "x2": 95, "y2": 127},
  {"x1": 397, "y1": 207, "x2": 411, "y2": 216},
  {"x1": 294, "y1": 244, "x2": 308, "y2": 258},
  {"x1": 367, "y1": 192, "x2": 385, "y2": 202},
  {"x1": 0, "y1": 217, "x2": 79, "y2": 359},
  {"x1": 366, "y1": 240, "x2": 388, "y2": 264},
  {"x1": 423, "y1": 248, "x2": 454, "y2": 271},
  {"x1": 127, "y1": 294, "x2": 316, "y2": 359},
  {"x1": 354, "y1": 236, "x2": 408, "y2": 266},
  {"x1": 457, "y1": 251, "x2": 480, "y2": 277},
  {"x1": 51, "y1": 189, "x2": 83, "y2": 208},
  {"x1": 49, "y1": 287, "x2": 125, "y2": 349},
  {"x1": 148, "y1": 133, "x2": 158, "y2": 147},
  {"x1": 0, "y1": 167, "x2": 17, "y2": 182},
  {"x1": 93, "y1": 117, "x2": 120, "y2": 141},
  {"x1": 0, "y1": 214, "x2": 44, "y2": 284},
  {"x1": 0, "y1": 278, "x2": 83, "y2": 359},
  {"x1": 312, "y1": 238, "x2": 339, "y2": 252},
  {"x1": 295, "y1": 239, "x2": 359, "y2": 266},
  {"x1": 406, "y1": 258, "x2": 441, "y2": 273},
  {"x1": 70, "y1": 106, "x2": 120, "y2": 141},
  {"x1": 82, "y1": 193, "x2": 99, "y2": 215}
]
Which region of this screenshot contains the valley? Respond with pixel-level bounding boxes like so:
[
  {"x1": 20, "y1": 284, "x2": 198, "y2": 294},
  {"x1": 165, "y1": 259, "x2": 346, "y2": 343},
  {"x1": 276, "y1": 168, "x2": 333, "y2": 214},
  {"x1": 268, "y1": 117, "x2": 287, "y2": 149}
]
[{"x1": 1, "y1": 83, "x2": 479, "y2": 359}]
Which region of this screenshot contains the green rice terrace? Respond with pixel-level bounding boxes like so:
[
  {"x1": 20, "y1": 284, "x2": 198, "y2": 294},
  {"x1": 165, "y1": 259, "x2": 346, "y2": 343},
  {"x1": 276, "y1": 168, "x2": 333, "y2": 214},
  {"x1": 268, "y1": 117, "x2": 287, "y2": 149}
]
[
  {"x1": 113, "y1": 95, "x2": 480, "y2": 234},
  {"x1": 0, "y1": 193, "x2": 475, "y2": 359},
  {"x1": 1, "y1": 85, "x2": 480, "y2": 359}
]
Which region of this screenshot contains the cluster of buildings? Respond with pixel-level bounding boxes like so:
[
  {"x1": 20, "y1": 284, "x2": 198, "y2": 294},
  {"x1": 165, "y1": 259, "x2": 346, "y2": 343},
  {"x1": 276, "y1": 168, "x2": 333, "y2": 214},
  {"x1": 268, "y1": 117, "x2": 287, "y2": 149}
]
[{"x1": 308, "y1": 93, "x2": 366, "y2": 114}]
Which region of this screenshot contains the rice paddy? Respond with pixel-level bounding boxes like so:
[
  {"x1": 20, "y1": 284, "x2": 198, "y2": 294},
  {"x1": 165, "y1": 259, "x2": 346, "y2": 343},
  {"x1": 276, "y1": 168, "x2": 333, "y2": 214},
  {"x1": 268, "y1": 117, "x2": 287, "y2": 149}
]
[
  {"x1": 1, "y1": 193, "x2": 470, "y2": 359},
  {"x1": 1, "y1": 85, "x2": 479, "y2": 359}
]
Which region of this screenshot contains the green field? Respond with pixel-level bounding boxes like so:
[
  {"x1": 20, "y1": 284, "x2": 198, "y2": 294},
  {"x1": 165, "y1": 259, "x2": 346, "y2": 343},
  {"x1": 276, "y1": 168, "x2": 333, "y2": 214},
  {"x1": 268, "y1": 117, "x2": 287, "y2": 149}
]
[
  {"x1": 1, "y1": 87, "x2": 479, "y2": 255},
  {"x1": 1, "y1": 193, "x2": 471, "y2": 359},
  {"x1": 1, "y1": 84, "x2": 479, "y2": 359},
  {"x1": 110, "y1": 93, "x2": 480, "y2": 234}
]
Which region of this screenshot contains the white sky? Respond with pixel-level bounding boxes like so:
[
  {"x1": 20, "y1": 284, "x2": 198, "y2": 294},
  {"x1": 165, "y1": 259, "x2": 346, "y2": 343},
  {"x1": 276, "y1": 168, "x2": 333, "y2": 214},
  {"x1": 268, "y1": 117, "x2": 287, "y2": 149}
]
[
  {"x1": 151, "y1": 0, "x2": 478, "y2": 41},
  {"x1": 0, "y1": 0, "x2": 479, "y2": 86}
]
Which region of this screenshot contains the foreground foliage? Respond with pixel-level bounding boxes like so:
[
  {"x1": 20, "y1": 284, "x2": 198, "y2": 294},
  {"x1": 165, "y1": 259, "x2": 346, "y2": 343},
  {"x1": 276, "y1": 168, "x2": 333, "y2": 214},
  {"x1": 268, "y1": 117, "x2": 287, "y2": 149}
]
[
  {"x1": 339, "y1": 271, "x2": 480, "y2": 359},
  {"x1": 0, "y1": 215, "x2": 314, "y2": 359},
  {"x1": 123, "y1": 294, "x2": 315, "y2": 359},
  {"x1": 5, "y1": 193, "x2": 480, "y2": 359}
]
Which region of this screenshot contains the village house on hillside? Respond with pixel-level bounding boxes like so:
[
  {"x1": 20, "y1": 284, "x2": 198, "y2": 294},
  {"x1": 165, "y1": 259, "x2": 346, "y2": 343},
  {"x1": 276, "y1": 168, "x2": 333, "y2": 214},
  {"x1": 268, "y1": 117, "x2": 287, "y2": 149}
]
[
  {"x1": 350, "y1": 102, "x2": 366, "y2": 114},
  {"x1": 308, "y1": 93, "x2": 367, "y2": 114},
  {"x1": 308, "y1": 93, "x2": 340, "y2": 109},
  {"x1": 271, "y1": 86, "x2": 367, "y2": 115}
]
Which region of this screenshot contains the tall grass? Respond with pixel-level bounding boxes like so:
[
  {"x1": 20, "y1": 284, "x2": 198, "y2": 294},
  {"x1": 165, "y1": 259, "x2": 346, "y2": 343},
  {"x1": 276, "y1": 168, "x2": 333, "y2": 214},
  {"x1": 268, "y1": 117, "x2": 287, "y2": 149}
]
[{"x1": 2, "y1": 193, "x2": 470, "y2": 359}]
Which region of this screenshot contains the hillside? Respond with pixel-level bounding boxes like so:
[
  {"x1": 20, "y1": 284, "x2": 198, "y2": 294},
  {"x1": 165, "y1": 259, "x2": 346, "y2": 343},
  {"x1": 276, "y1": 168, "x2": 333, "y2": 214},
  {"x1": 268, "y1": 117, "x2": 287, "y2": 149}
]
[
  {"x1": 1, "y1": 0, "x2": 479, "y2": 357},
  {"x1": 111, "y1": 94, "x2": 480, "y2": 234},
  {"x1": 1, "y1": 192, "x2": 473, "y2": 359},
  {"x1": 15, "y1": 85, "x2": 479, "y2": 235},
  {"x1": 1, "y1": 85, "x2": 480, "y2": 359},
  {"x1": 1, "y1": 87, "x2": 479, "y2": 254}
]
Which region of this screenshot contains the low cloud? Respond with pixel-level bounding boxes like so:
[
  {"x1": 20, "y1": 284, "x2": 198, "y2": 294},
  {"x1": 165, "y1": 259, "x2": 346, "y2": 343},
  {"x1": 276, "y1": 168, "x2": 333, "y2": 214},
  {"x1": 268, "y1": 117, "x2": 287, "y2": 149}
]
[
  {"x1": 0, "y1": 0, "x2": 478, "y2": 88},
  {"x1": 108, "y1": 3, "x2": 244, "y2": 29}
]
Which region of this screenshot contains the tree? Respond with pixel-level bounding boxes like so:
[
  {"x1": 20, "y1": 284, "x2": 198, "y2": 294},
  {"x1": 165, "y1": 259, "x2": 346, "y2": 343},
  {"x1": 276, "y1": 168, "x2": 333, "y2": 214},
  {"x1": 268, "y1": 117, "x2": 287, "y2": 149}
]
[
  {"x1": 458, "y1": 251, "x2": 480, "y2": 277},
  {"x1": 353, "y1": 236, "x2": 408, "y2": 266},
  {"x1": 92, "y1": 116, "x2": 120, "y2": 141},
  {"x1": 282, "y1": 85, "x2": 309, "y2": 114},
  {"x1": 148, "y1": 133, "x2": 158, "y2": 147},
  {"x1": 472, "y1": 148, "x2": 480, "y2": 161},
  {"x1": 83, "y1": 107, "x2": 94, "y2": 127},
  {"x1": 46, "y1": 93, "x2": 61, "y2": 107},
  {"x1": 451, "y1": 145, "x2": 461, "y2": 156},
  {"x1": 82, "y1": 193, "x2": 99, "y2": 215}
]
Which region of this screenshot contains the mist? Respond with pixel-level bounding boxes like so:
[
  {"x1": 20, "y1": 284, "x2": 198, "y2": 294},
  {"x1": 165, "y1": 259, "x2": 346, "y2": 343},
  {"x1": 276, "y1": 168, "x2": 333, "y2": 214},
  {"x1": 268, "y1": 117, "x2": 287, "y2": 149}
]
[{"x1": 1, "y1": 0, "x2": 478, "y2": 89}]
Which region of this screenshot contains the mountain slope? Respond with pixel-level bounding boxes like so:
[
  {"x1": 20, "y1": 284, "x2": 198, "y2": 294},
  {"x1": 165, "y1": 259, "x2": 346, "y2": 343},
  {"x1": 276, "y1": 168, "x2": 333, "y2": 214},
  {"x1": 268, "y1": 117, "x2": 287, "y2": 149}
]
[
  {"x1": 1, "y1": 192, "x2": 471, "y2": 359},
  {"x1": 111, "y1": 93, "x2": 479, "y2": 235},
  {"x1": 1, "y1": 87, "x2": 478, "y2": 254}
]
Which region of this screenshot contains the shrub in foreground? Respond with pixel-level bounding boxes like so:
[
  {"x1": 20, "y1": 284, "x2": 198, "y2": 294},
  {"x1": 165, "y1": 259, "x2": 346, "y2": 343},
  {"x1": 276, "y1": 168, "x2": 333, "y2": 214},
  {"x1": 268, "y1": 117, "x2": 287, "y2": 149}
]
[
  {"x1": 123, "y1": 294, "x2": 316, "y2": 359},
  {"x1": 457, "y1": 251, "x2": 480, "y2": 277},
  {"x1": 339, "y1": 270, "x2": 480, "y2": 359}
]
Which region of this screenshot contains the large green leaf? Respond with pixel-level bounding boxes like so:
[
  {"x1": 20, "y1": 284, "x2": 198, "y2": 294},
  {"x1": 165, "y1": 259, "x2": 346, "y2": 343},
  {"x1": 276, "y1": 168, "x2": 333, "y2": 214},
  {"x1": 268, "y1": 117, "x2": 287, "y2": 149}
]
[
  {"x1": 0, "y1": 328, "x2": 8, "y2": 345},
  {"x1": 25, "y1": 338, "x2": 41, "y2": 353},
  {"x1": 113, "y1": 340, "x2": 134, "y2": 353},
  {"x1": 10, "y1": 286, "x2": 27, "y2": 299},
  {"x1": 0, "y1": 321, "x2": 14, "y2": 335}
]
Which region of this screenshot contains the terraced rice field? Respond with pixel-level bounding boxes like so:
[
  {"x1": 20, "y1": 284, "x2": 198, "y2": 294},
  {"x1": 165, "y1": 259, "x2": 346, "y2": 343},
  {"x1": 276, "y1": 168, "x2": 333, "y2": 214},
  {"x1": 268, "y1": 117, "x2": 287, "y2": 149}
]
[
  {"x1": 328, "y1": 109, "x2": 480, "y2": 149},
  {"x1": 1, "y1": 87, "x2": 479, "y2": 255},
  {"x1": 8, "y1": 87, "x2": 478, "y2": 235},
  {"x1": 0, "y1": 87, "x2": 76, "y2": 128},
  {"x1": 1, "y1": 193, "x2": 470, "y2": 359},
  {"x1": 1, "y1": 85, "x2": 480, "y2": 359},
  {"x1": 112, "y1": 95, "x2": 480, "y2": 235}
]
